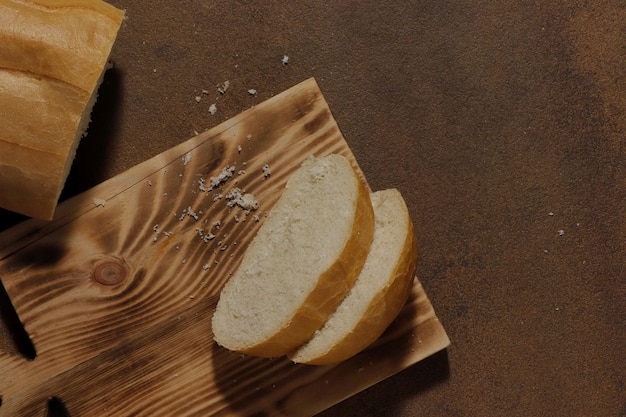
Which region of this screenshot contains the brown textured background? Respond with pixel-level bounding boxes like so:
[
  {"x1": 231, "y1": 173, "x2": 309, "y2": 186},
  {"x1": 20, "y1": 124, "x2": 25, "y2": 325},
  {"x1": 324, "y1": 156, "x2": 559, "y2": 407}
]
[{"x1": 1, "y1": 1, "x2": 624, "y2": 416}]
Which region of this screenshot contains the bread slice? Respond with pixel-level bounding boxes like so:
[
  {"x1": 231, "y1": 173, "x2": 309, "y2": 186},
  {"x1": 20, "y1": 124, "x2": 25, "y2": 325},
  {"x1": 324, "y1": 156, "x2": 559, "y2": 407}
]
[
  {"x1": 211, "y1": 154, "x2": 375, "y2": 357},
  {"x1": 0, "y1": 0, "x2": 125, "y2": 220},
  {"x1": 289, "y1": 189, "x2": 417, "y2": 365}
]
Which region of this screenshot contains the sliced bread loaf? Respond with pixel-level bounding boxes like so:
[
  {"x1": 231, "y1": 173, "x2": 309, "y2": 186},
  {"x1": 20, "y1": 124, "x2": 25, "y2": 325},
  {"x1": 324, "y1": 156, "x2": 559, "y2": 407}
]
[
  {"x1": 211, "y1": 154, "x2": 375, "y2": 357},
  {"x1": 289, "y1": 188, "x2": 417, "y2": 365},
  {"x1": 0, "y1": 0, "x2": 125, "y2": 219}
]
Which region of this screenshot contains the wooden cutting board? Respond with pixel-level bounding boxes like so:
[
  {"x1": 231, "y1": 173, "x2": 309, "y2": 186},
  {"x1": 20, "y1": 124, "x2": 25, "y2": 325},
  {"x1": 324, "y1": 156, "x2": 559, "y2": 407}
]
[{"x1": 0, "y1": 78, "x2": 449, "y2": 417}]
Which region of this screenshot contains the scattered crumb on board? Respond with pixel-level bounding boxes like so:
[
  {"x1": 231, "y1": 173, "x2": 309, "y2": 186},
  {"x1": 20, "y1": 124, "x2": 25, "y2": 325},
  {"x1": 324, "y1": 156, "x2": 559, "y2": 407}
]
[{"x1": 147, "y1": 141, "x2": 269, "y2": 274}]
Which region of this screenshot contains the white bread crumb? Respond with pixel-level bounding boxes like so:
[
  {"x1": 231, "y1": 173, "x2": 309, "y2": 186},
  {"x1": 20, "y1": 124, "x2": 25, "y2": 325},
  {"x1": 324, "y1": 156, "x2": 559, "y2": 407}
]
[
  {"x1": 209, "y1": 166, "x2": 236, "y2": 189},
  {"x1": 218, "y1": 81, "x2": 230, "y2": 95},
  {"x1": 93, "y1": 198, "x2": 106, "y2": 207},
  {"x1": 225, "y1": 187, "x2": 259, "y2": 210},
  {"x1": 186, "y1": 206, "x2": 199, "y2": 221}
]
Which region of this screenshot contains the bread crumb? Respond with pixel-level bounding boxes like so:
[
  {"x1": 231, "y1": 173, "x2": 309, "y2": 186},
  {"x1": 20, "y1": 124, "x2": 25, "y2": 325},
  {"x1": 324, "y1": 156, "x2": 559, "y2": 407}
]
[
  {"x1": 558, "y1": 229, "x2": 565, "y2": 236},
  {"x1": 197, "y1": 228, "x2": 216, "y2": 243},
  {"x1": 209, "y1": 103, "x2": 217, "y2": 115},
  {"x1": 186, "y1": 206, "x2": 199, "y2": 221},
  {"x1": 218, "y1": 81, "x2": 230, "y2": 95},
  {"x1": 225, "y1": 187, "x2": 259, "y2": 210},
  {"x1": 208, "y1": 166, "x2": 236, "y2": 189},
  {"x1": 198, "y1": 177, "x2": 208, "y2": 192},
  {"x1": 263, "y1": 164, "x2": 271, "y2": 178},
  {"x1": 248, "y1": 89, "x2": 257, "y2": 96},
  {"x1": 183, "y1": 152, "x2": 192, "y2": 165},
  {"x1": 281, "y1": 55, "x2": 289, "y2": 65},
  {"x1": 195, "y1": 95, "x2": 202, "y2": 103},
  {"x1": 93, "y1": 198, "x2": 106, "y2": 207}
]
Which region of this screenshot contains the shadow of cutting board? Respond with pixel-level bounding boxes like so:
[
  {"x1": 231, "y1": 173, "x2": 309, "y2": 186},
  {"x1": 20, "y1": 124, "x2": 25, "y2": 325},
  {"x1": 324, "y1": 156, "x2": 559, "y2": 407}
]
[{"x1": 0, "y1": 78, "x2": 449, "y2": 416}]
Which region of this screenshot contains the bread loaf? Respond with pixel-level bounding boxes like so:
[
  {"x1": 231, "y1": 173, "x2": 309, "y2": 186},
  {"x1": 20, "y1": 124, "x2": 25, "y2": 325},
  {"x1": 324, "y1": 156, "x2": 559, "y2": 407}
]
[
  {"x1": 211, "y1": 154, "x2": 375, "y2": 357},
  {"x1": 0, "y1": 0, "x2": 125, "y2": 220},
  {"x1": 289, "y1": 189, "x2": 417, "y2": 364}
]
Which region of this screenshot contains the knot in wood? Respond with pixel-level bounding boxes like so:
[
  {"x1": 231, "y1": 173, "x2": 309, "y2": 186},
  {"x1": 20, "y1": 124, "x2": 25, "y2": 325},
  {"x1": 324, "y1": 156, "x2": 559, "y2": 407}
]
[{"x1": 93, "y1": 257, "x2": 128, "y2": 286}]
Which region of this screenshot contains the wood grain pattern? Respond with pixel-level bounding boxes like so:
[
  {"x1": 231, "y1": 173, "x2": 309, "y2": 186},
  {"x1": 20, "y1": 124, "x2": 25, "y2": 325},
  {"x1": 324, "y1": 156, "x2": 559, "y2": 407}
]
[{"x1": 0, "y1": 78, "x2": 449, "y2": 416}]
